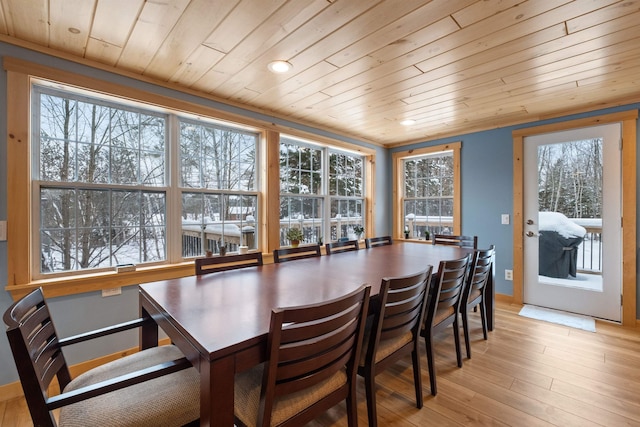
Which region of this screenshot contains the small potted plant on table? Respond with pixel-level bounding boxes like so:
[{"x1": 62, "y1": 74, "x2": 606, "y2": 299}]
[{"x1": 286, "y1": 227, "x2": 304, "y2": 248}]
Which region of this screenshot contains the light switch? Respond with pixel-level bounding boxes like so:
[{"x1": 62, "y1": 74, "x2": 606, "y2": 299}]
[
  {"x1": 501, "y1": 214, "x2": 510, "y2": 225},
  {"x1": 0, "y1": 220, "x2": 6, "y2": 241}
]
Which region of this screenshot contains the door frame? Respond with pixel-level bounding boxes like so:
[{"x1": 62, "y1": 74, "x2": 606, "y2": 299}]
[{"x1": 512, "y1": 110, "x2": 637, "y2": 326}]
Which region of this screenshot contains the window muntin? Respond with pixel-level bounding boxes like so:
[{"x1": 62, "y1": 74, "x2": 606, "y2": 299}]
[
  {"x1": 279, "y1": 137, "x2": 365, "y2": 246},
  {"x1": 402, "y1": 151, "x2": 454, "y2": 238},
  {"x1": 38, "y1": 91, "x2": 166, "y2": 186},
  {"x1": 329, "y1": 152, "x2": 363, "y2": 197},
  {"x1": 40, "y1": 187, "x2": 167, "y2": 272},
  {"x1": 279, "y1": 141, "x2": 322, "y2": 195},
  {"x1": 180, "y1": 120, "x2": 257, "y2": 191},
  {"x1": 33, "y1": 86, "x2": 259, "y2": 276}
]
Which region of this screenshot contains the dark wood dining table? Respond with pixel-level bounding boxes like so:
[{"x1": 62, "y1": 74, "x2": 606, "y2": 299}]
[{"x1": 138, "y1": 241, "x2": 492, "y2": 426}]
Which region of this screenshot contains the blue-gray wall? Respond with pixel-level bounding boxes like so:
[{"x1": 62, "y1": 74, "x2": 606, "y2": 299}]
[
  {"x1": 1, "y1": 40, "x2": 639, "y2": 388},
  {"x1": 389, "y1": 129, "x2": 515, "y2": 296}
]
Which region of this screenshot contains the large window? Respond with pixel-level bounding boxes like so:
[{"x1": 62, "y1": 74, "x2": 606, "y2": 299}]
[
  {"x1": 6, "y1": 61, "x2": 374, "y2": 296},
  {"x1": 279, "y1": 137, "x2": 364, "y2": 246},
  {"x1": 33, "y1": 85, "x2": 258, "y2": 277},
  {"x1": 393, "y1": 143, "x2": 461, "y2": 240}
]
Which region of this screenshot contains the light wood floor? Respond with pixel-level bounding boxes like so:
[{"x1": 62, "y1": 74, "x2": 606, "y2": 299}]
[{"x1": 2, "y1": 301, "x2": 640, "y2": 426}]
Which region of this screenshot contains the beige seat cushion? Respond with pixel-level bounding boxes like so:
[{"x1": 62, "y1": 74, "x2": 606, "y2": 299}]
[
  {"x1": 467, "y1": 288, "x2": 482, "y2": 303},
  {"x1": 359, "y1": 330, "x2": 413, "y2": 366},
  {"x1": 234, "y1": 363, "x2": 347, "y2": 427},
  {"x1": 59, "y1": 345, "x2": 200, "y2": 427},
  {"x1": 433, "y1": 305, "x2": 455, "y2": 325}
]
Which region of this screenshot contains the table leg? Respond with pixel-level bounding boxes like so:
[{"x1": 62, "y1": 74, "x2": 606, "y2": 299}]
[
  {"x1": 139, "y1": 304, "x2": 158, "y2": 350},
  {"x1": 200, "y1": 355, "x2": 236, "y2": 426}
]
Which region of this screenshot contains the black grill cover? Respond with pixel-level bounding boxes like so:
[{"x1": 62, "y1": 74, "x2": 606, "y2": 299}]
[{"x1": 538, "y1": 230, "x2": 583, "y2": 278}]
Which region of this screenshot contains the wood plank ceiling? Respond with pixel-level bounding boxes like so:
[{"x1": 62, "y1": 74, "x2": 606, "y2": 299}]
[{"x1": 0, "y1": 0, "x2": 639, "y2": 147}]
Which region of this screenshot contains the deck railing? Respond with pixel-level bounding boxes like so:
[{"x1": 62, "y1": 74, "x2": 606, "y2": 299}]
[
  {"x1": 182, "y1": 223, "x2": 256, "y2": 257},
  {"x1": 276, "y1": 217, "x2": 364, "y2": 245},
  {"x1": 404, "y1": 215, "x2": 453, "y2": 240},
  {"x1": 180, "y1": 218, "x2": 603, "y2": 275},
  {"x1": 575, "y1": 224, "x2": 602, "y2": 274},
  {"x1": 181, "y1": 217, "x2": 367, "y2": 257}
]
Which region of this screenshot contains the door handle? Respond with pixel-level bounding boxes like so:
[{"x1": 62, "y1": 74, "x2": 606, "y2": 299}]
[
  {"x1": 526, "y1": 219, "x2": 534, "y2": 225},
  {"x1": 526, "y1": 231, "x2": 535, "y2": 237}
]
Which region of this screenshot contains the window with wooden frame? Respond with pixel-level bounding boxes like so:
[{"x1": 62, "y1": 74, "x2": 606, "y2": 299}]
[
  {"x1": 32, "y1": 84, "x2": 260, "y2": 279},
  {"x1": 4, "y1": 58, "x2": 375, "y2": 298},
  {"x1": 279, "y1": 136, "x2": 366, "y2": 246},
  {"x1": 392, "y1": 143, "x2": 461, "y2": 241}
]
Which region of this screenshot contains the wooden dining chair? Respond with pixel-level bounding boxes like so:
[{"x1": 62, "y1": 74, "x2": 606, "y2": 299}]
[
  {"x1": 273, "y1": 244, "x2": 321, "y2": 263},
  {"x1": 234, "y1": 285, "x2": 371, "y2": 427},
  {"x1": 460, "y1": 246, "x2": 495, "y2": 359},
  {"x1": 325, "y1": 239, "x2": 359, "y2": 254},
  {"x1": 431, "y1": 234, "x2": 478, "y2": 249},
  {"x1": 421, "y1": 254, "x2": 470, "y2": 396},
  {"x1": 195, "y1": 252, "x2": 263, "y2": 275},
  {"x1": 364, "y1": 235, "x2": 392, "y2": 249},
  {"x1": 358, "y1": 267, "x2": 433, "y2": 427},
  {"x1": 3, "y1": 287, "x2": 200, "y2": 427}
]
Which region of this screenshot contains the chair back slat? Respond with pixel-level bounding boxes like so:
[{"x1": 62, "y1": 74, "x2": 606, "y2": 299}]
[
  {"x1": 279, "y1": 315, "x2": 360, "y2": 364},
  {"x1": 325, "y1": 240, "x2": 359, "y2": 255},
  {"x1": 276, "y1": 331, "x2": 355, "y2": 383},
  {"x1": 273, "y1": 245, "x2": 321, "y2": 263},
  {"x1": 432, "y1": 234, "x2": 477, "y2": 249},
  {"x1": 33, "y1": 323, "x2": 64, "y2": 385},
  {"x1": 280, "y1": 304, "x2": 361, "y2": 346},
  {"x1": 364, "y1": 236, "x2": 392, "y2": 249},
  {"x1": 195, "y1": 252, "x2": 263, "y2": 275},
  {"x1": 381, "y1": 303, "x2": 423, "y2": 334},
  {"x1": 437, "y1": 257, "x2": 469, "y2": 310}
]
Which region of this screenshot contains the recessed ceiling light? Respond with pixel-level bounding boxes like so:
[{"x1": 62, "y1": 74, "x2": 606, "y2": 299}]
[
  {"x1": 267, "y1": 60, "x2": 292, "y2": 73},
  {"x1": 400, "y1": 119, "x2": 416, "y2": 126},
  {"x1": 68, "y1": 27, "x2": 81, "y2": 34}
]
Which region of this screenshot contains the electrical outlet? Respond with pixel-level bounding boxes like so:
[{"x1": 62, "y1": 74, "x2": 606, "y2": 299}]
[
  {"x1": 102, "y1": 287, "x2": 122, "y2": 297},
  {"x1": 505, "y1": 269, "x2": 513, "y2": 281}
]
